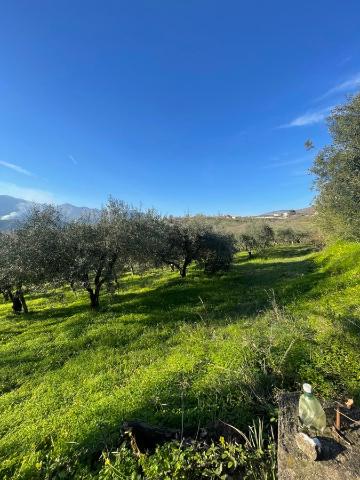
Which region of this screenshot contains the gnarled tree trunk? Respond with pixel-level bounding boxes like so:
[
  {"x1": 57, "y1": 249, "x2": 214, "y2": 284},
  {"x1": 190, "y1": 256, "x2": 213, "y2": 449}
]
[
  {"x1": 83, "y1": 263, "x2": 108, "y2": 308},
  {"x1": 180, "y1": 257, "x2": 192, "y2": 277},
  {"x1": 18, "y1": 290, "x2": 28, "y2": 313},
  {"x1": 87, "y1": 288, "x2": 100, "y2": 308},
  {"x1": 9, "y1": 291, "x2": 22, "y2": 314}
]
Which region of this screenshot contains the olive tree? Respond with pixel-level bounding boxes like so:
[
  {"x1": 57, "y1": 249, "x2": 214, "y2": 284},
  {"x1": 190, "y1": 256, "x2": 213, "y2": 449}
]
[
  {"x1": 311, "y1": 94, "x2": 360, "y2": 241},
  {"x1": 237, "y1": 233, "x2": 258, "y2": 258},
  {"x1": 154, "y1": 218, "x2": 207, "y2": 277},
  {"x1": 275, "y1": 227, "x2": 307, "y2": 245},
  {"x1": 61, "y1": 199, "x2": 135, "y2": 308},
  {"x1": 0, "y1": 231, "x2": 28, "y2": 313},
  {"x1": 156, "y1": 218, "x2": 235, "y2": 277},
  {"x1": 60, "y1": 199, "x2": 163, "y2": 307},
  {"x1": 198, "y1": 231, "x2": 236, "y2": 274},
  {"x1": 252, "y1": 223, "x2": 275, "y2": 249},
  {"x1": 237, "y1": 222, "x2": 274, "y2": 258},
  {"x1": 0, "y1": 205, "x2": 67, "y2": 313}
]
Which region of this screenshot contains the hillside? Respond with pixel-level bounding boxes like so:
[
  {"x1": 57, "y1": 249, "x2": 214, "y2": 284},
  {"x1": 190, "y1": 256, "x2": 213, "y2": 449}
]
[
  {"x1": 202, "y1": 212, "x2": 318, "y2": 239},
  {"x1": 0, "y1": 243, "x2": 359, "y2": 478},
  {"x1": 258, "y1": 206, "x2": 314, "y2": 217}
]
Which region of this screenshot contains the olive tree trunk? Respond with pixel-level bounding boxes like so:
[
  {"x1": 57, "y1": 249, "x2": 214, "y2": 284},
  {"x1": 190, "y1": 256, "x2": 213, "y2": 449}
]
[{"x1": 180, "y1": 257, "x2": 192, "y2": 278}]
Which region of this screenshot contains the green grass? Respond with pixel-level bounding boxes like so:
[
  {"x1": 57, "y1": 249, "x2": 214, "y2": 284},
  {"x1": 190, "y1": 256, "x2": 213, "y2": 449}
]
[
  {"x1": 0, "y1": 243, "x2": 359, "y2": 478},
  {"x1": 200, "y1": 213, "x2": 319, "y2": 238}
]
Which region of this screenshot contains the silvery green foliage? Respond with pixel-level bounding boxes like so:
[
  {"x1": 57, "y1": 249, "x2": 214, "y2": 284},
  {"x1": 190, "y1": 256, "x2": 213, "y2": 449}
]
[
  {"x1": 0, "y1": 228, "x2": 29, "y2": 311},
  {"x1": 60, "y1": 199, "x2": 168, "y2": 306},
  {"x1": 237, "y1": 232, "x2": 258, "y2": 257},
  {"x1": 154, "y1": 217, "x2": 236, "y2": 277},
  {"x1": 311, "y1": 93, "x2": 360, "y2": 240},
  {"x1": 0, "y1": 200, "x2": 236, "y2": 310},
  {"x1": 17, "y1": 205, "x2": 67, "y2": 285},
  {"x1": 0, "y1": 205, "x2": 67, "y2": 311},
  {"x1": 237, "y1": 222, "x2": 275, "y2": 257},
  {"x1": 62, "y1": 199, "x2": 140, "y2": 307},
  {"x1": 276, "y1": 227, "x2": 306, "y2": 244},
  {"x1": 199, "y1": 230, "x2": 236, "y2": 274},
  {"x1": 0, "y1": 232, "x2": 19, "y2": 295}
]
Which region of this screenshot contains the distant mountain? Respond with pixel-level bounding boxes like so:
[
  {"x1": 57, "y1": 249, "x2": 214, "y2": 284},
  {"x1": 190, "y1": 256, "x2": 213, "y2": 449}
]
[
  {"x1": 258, "y1": 207, "x2": 314, "y2": 217},
  {"x1": 0, "y1": 195, "x2": 99, "y2": 231},
  {"x1": 55, "y1": 203, "x2": 99, "y2": 221},
  {"x1": 0, "y1": 195, "x2": 315, "y2": 231}
]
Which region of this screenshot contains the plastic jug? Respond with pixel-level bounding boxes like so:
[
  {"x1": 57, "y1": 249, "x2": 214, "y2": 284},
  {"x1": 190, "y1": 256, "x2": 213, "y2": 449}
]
[{"x1": 298, "y1": 383, "x2": 326, "y2": 433}]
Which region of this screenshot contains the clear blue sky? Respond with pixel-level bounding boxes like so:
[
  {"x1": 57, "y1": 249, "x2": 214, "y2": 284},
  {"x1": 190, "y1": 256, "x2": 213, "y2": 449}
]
[{"x1": 1, "y1": 1, "x2": 360, "y2": 215}]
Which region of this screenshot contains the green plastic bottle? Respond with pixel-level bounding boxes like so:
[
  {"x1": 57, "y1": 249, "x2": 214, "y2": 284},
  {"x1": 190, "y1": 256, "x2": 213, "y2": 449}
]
[{"x1": 298, "y1": 383, "x2": 326, "y2": 433}]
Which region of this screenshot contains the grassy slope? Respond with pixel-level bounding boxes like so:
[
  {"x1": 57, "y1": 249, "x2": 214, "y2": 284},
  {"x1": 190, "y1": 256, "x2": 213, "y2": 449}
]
[
  {"x1": 0, "y1": 243, "x2": 359, "y2": 478},
  {"x1": 200, "y1": 214, "x2": 319, "y2": 237}
]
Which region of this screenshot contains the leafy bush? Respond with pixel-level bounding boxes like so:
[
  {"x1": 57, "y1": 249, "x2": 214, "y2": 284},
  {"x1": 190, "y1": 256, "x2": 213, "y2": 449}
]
[{"x1": 99, "y1": 421, "x2": 276, "y2": 480}]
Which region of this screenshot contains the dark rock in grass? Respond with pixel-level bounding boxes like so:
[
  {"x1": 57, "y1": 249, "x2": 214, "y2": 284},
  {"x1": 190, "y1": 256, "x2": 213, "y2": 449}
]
[{"x1": 122, "y1": 421, "x2": 181, "y2": 453}]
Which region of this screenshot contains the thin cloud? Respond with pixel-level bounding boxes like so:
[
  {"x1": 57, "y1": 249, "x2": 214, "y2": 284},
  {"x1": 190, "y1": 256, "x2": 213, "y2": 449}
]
[
  {"x1": 279, "y1": 106, "x2": 333, "y2": 128},
  {"x1": 337, "y1": 55, "x2": 352, "y2": 67},
  {"x1": 68, "y1": 154, "x2": 78, "y2": 165},
  {"x1": 0, "y1": 160, "x2": 34, "y2": 177},
  {"x1": 0, "y1": 181, "x2": 54, "y2": 203},
  {"x1": 0, "y1": 211, "x2": 20, "y2": 221},
  {"x1": 318, "y1": 72, "x2": 360, "y2": 100},
  {"x1": 291, "y1": 168, "x2": 312, "y2": 177},
  {"x1": 266, "y1": 155, "x2": 312, "y2": 168}
]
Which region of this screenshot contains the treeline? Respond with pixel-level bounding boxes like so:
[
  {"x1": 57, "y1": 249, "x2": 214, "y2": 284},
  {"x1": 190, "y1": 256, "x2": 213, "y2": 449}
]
[
  {"x1": 237, "y1": 223, "x2": 314, "y2": 258},
  {"x1": 0, "y1": 199, "x2": 236, "y2": 312}
]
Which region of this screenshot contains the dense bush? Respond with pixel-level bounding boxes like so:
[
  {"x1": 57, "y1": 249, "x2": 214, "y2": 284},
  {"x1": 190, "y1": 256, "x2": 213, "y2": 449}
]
[
  {"x1": 99, "y1": 422, "x2": 276, "y2": 480},
  {"x1": 198, "y1": 230, "x2": 236, "y2": 274}
]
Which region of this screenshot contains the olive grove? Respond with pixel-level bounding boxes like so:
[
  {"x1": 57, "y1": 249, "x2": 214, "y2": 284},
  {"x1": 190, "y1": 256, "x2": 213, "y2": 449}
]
[{"x1": 0, "y1": 200, "x2": 236, "y2": 312}]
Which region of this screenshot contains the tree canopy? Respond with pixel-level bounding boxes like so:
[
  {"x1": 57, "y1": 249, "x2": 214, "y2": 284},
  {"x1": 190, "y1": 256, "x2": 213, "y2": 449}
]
[
  {"x1": 311, "y1": 93, "x2": 360, "y2": 240},
  {"x1": 237, "y1": 222, "x2": 275, "y2": 258}
]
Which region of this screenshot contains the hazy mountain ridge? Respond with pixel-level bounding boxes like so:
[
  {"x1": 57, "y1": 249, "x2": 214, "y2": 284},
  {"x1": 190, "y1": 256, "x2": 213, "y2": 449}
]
[
  {"x1": 0, "y1": 195, "x2": 314, "y2": 231},
  {"x1": 258, "y1": 206, "x2": 314, "y2": 217},
  {"x1": 0, "y1": 195, "x2": 99, "y2": 230}
]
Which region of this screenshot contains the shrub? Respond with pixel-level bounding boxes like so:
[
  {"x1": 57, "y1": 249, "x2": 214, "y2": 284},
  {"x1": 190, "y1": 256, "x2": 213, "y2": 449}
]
[{"x1": 99, "y1": 421, "x2": 276, "y2": 480}]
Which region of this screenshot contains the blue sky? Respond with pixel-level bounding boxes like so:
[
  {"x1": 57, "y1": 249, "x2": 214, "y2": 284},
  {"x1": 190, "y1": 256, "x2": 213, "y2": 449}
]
[{"x1": 1, "y1": 1, "x2": 360, "y2": 215}]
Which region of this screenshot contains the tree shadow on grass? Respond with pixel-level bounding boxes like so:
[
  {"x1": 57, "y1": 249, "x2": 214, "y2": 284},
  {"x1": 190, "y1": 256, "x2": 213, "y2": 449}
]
[
  {"x1": 104, "y1": 256, "x2": 320, "y2": 328},
  {"x1": 2, "y1": 249, "x2": 322, "y2": 339},
  {"x1": 43, "y1": 365, "x2": 278, "y2": 476},
  {"x1": 1, "y1": 246, "x2": 319, "y2": 331},
  {"x1": 258, "y1": 245, "x2": 315, "y2": 260},
  {"x1": 0, "y1": 247, "x2": 325, "y2": 410},
  {"x1": 1, "y1": 246, "x2": 332, "y2": 478}
]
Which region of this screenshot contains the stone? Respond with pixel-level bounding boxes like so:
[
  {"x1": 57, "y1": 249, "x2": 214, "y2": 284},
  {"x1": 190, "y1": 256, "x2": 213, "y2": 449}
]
[{"x1": 295, "y1": 432, "x2": 321, "y2": 460}]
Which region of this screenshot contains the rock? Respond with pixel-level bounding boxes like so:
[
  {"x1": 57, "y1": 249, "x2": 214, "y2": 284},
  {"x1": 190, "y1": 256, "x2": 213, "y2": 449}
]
[{"x1": 295, "y1": 433, "x2": 321, "y2": 460}]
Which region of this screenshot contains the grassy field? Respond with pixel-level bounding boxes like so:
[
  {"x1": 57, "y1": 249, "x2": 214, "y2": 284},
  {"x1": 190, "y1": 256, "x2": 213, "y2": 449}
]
[
  {"x1": 199, "y1": 213, "x2": 319, "y2": 238},
  {"x1": 0, "y1": 243, "x2": 360, "y2": 478}
]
